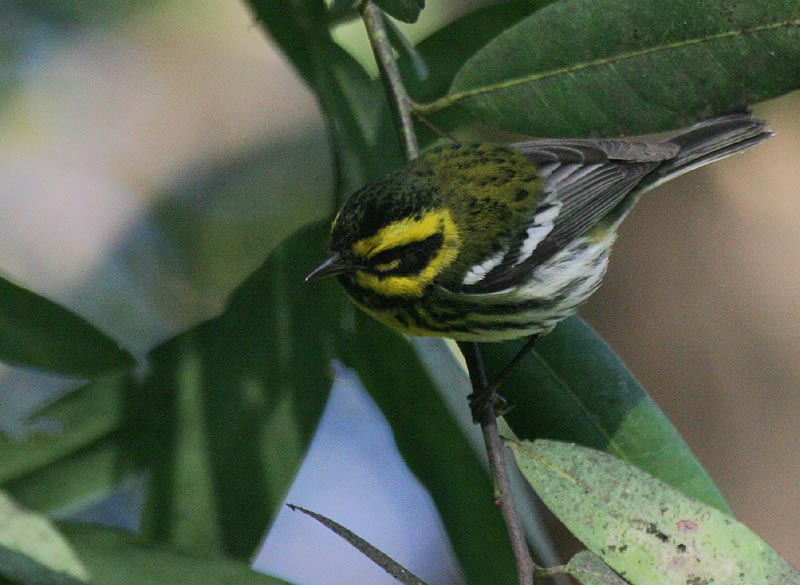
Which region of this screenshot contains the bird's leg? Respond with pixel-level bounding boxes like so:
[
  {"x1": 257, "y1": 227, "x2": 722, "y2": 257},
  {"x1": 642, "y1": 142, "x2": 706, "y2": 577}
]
[
  {"x1": 488, "y1": 334, "x2": 541, "y2": 394},
  {"x1": 462, "y1": 334, "x2": 541, "y2": 424}
]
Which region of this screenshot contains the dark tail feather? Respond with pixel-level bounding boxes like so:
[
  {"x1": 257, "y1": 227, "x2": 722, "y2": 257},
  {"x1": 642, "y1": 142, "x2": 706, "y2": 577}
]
[
  {"x1": 649, "y1": 112, "x2": 774, "y2": 188},
  {"x1": 603, "y1": 112, "x2": 773, "y2": 232}
]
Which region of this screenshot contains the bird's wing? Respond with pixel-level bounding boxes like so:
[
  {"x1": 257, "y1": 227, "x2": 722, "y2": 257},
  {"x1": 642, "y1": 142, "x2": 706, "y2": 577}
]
[
  {"x1": 454, "y1": 139, "x2": 678, "y2": 294},
  {"x1": 511, "y1": 138, "x2": 678, "y2": 163}
]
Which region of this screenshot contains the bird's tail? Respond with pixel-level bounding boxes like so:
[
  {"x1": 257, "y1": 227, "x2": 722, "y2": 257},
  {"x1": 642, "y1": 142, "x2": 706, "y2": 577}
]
[
  {"x1": 601, "y1": 112, "x2": 773, "y2": 233},
  {"x1": 647, "y1": 112, "x2": 774, "y2": 190}
]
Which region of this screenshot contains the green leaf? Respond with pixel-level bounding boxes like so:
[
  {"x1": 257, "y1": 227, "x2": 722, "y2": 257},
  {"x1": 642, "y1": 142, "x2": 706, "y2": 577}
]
[
  {"x1": 510, "y1": 440, "x2": 800, "y2": 585},
  {"x1": 404, "y1": 0, "x2": 554, "y2": 103},
  {"x1": 0, "y1": 276, "x2": 134, "y2": 376},
  {"x1": 4, "y1": 223, "x2": 349, "y2": 558},
  {"x1": 287, "y1": 505, "x2": 428, "y2": 585},
  {"x1": 0, "y1": 491, "x2": 89, "y2": 584},
  {"x1": 138, "y1": 222, "x2": 345, "y2": 559},
  {"x1": 60, "y1": 523, "x2": 292, "y2": 585},
  {"x1": 375, "y1": 0, "x2": 424, "y2": 24},
  {"x1": 566, "y1": 550, "x2": 628, "y2": 585},
  {"x1": 481, "y1": 316, "x2": 729, "y2": 513},
  {"x1": 446, "y1": 0, "x2": 800, "y2": 136},
  {"x1": 0, "y1": 373, "x2": 133, "y2": 487},
  {"x1": 4, "y1": 435, "x2": 136, "y2": 515},
  {"x1": 402, "y1": 0, "x2": 554, "y2": 140},
  {"x1": 341, "y1": 314, "x2": 518, "y2": 585}
]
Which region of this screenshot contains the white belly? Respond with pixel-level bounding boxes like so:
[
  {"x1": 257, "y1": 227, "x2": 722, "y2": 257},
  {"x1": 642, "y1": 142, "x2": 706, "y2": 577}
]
[{"x1": 453, "y1": 233, "x2": 616, "y2": 341}]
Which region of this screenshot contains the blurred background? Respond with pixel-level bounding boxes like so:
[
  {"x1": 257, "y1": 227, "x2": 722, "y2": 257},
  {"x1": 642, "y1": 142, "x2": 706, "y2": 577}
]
[{"x1": 1, "y1": 0, "x2": 798, "y2": 583}]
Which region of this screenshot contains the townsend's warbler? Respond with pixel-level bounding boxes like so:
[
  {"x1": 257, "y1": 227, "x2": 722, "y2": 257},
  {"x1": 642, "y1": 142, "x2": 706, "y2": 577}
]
[{"x1": 306, "y1": 113, "x2": 772, "y2": 342}]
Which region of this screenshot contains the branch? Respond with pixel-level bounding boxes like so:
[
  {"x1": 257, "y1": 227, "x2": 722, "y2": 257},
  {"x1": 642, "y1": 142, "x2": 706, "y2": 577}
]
[
  {"x1": 459, "y1": 342, "x2": 536, "y2": 585},
  {"x1": 360, "y1": 1, "x2": 419, "y2": 160}
]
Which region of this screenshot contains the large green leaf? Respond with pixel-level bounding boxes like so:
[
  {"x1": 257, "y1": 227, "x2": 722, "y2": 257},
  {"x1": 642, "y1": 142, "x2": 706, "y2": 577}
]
[
  {"x1": 0, "y1": 491, "x2": 88, "y2": 585},
  {"x1": 132, "y1": 0, "x2": 398, "y2": 559},
  {"x1": 137, "y1": 223, "x2": 344, "y2": 559},
  {"x1": 404, "y1": 1, "x2": 552, "y2": 100},
  {"x1": 441, "y1": 0, "x2": 800, "y2": 136},
  {"x1": 511, "y1": 440, "x2": 800, "y2": 584},
  {"x1": 341, "y1": 314, "x2": 517, "y2": 585},
  {"x1": 1, "y1": 0, "x2": 404, "y2": 559},
  {"x1": 401, "y1": 0, "x2": 554, "y2": 139},
  {"x1": 480, "y1": 317, "x2": 729, "y2": 513},
  {"x1": 0, "y1": 276, "x2": 134, "y2": 377},
  {"x1": 60, "y1": 524, "x2": 292, "y2": 585},
  {"x1": 0, "y1": 373, "x2": 163, "y2": 517},
  {"x1": 4, "y1": 436, "x2": 136, "y2": 515},
  {"x1": 0, "y1": 373, "x2": 134, "y2": 489}
]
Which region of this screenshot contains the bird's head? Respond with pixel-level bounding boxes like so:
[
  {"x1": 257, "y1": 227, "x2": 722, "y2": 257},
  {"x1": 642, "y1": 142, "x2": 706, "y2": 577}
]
[{"x1": 305, "y1": 164, "x2": 462, "y2": 300}]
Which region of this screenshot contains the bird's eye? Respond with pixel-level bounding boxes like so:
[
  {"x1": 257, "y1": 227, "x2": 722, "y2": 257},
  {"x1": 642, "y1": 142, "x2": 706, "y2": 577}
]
[{"x1": 367, "y1": 232, "x2": 444, "y2": 276}]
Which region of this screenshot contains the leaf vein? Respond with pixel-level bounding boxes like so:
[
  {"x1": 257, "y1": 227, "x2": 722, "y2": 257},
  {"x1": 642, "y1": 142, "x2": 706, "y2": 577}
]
[
  {"x1": 530, "y1": 350, "x2": 627, "y2": 459},
  {"x1": 421, "y1": 19, "x2": 800, "y2": 114}
]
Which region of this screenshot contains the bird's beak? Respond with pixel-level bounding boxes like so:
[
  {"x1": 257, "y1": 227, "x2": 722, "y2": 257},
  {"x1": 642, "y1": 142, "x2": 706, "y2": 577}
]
[{"x1": 305, "y1": 252, "x2": 350, "y2": 282}]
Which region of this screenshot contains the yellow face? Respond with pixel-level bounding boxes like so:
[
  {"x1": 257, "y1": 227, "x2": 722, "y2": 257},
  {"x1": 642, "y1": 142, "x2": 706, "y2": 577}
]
[{"x1": 347, "y1": 208, "x2": 461, "y2": 298}]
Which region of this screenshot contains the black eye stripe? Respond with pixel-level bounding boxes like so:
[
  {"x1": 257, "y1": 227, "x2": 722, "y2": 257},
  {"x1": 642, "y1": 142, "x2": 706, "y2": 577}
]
[
  {"x1": 369, "y1": 232, "x2": 444, "y2": 276},
  {"x1": 370, "y1": 247, "x2": 404, "y2": 266}
]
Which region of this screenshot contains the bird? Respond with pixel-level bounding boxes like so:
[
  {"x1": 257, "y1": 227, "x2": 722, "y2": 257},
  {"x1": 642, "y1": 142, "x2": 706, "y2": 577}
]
[{"x1": 306, "y1": 113, "x2": 772, "y2": 344}]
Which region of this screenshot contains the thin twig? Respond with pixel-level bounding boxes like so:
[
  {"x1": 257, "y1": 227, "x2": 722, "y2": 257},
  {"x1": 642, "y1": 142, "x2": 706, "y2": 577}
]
[
  {"x1": 459, "y1": 342, "x2": 536, "y2": 585},
  {"x1": 360, "y1": 0, "x2": 419, "y2": 160}
]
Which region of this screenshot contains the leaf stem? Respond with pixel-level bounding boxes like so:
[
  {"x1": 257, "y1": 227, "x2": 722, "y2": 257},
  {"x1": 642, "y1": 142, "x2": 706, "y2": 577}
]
[
  {"x1": 459, "y1": 341, "x2": 536, "y2": 585},
  {"x1": 360, "y1": 1, "x2": 419, "y2": 160}
]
